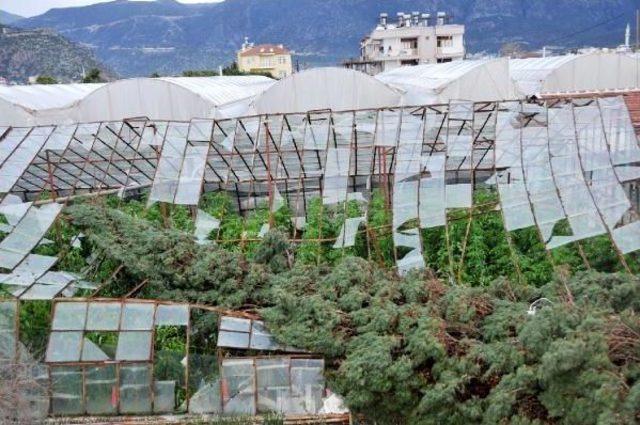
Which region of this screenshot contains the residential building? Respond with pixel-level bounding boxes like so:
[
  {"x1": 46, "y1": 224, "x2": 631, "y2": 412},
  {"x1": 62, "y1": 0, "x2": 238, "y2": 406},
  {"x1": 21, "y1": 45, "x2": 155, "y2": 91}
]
[
  {"x1": 237, "y1": 38, "x2": 293, "y2": 79},
  {"x1": 344, "y1": 12, "x2": 465, "y2": 75}
]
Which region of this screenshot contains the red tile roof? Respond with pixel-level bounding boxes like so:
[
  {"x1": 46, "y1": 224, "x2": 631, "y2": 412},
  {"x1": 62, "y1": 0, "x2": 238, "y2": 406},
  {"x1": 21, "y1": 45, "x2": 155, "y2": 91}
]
[{"x1": 239, "y1": 44, "x2": 290, "y2": 56}]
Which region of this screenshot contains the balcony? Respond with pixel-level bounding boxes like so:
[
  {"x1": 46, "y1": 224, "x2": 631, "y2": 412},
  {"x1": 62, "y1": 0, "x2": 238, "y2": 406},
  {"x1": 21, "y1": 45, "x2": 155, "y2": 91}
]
[{"x1": 437, "y1": 45, "x2": 464, "y2": 57}]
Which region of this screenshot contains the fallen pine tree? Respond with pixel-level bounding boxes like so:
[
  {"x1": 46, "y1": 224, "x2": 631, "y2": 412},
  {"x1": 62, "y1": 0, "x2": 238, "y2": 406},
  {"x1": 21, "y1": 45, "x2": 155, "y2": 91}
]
[{"x1": 57, "y1": 203, "x2": 640, "y2": 424}]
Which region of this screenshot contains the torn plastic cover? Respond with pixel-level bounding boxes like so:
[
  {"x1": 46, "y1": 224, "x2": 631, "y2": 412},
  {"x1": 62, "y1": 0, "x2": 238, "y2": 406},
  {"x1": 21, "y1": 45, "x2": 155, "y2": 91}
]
[
  {"x1": 323, "y1": 147, "x2": 351, "y2": 205},
  {"x1": 333, "y1": 217, "x2": 365, "y2": 248},
  {"x1": 148, "y1": 122, "x2": 189, "y2": 204},
  {"x1": 0, "y1": 202, "x2": 63, "y2": 270},
  {"x1": 547, "y1": 103, "x2": 606, "y2": 249},
  {"x1": 194, "y1": 209, "x2": 220, "y2": 245},
  {"x1": 0, "y1": 126, "x2": 54, "y2": 193}
]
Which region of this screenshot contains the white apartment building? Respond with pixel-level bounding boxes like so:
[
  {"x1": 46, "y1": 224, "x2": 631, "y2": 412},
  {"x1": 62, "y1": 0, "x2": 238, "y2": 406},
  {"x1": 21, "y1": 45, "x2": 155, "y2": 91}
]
[{"x1": 345, "y1": 12, "x2": 465, "y2": 75}]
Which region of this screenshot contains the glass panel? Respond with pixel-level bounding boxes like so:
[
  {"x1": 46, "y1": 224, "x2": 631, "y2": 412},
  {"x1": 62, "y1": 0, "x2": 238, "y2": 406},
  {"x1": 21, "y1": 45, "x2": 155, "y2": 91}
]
[
  {"x1": 222, "y1": 358, "x2": 255, "y2": 415},
  {"x1": 51, "y1": 366, "x2": 83, "y2": 415},
  {"x1": 46, "y1": 331, "x2": 82, "y2": 362},
  {"x1": 86, "y1": 365, "x2": 117, "y2": 415},
  {"x1": 219, "y1": 316, "x2": 251, "y2": 332},
  {"x1": 51, "y1": 302, "x2": 87, "y2": 330},
  {"x1": 121, "y1": 303, "x2": 155, "y2": 330},
  {"x1": 257, "y1": 358, "x2": 290, "y2": 413},
  {"x1": 85, "y1": 302, "x2": 121, "y2": 331},
  {"x1": 153, "y1": 381, "x2": 176, "y2": 413},
  {"x1": 115, "y1": 331, "x2": 153, "y2": 361},
  {"x1": 119, "y1": 364, "x2": 152, "y2": 414},
  {"x1": 290, "y1": 358, "x2": 324, "y2": 414},
  {"x1": 217, "y1": 330, "x2": 250, "y2": 349}
]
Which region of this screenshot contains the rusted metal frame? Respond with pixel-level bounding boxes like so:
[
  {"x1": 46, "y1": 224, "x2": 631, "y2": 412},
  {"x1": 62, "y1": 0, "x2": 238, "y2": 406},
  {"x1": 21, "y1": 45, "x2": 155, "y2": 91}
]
[
  {"x1": 36, "y1": 153, "x2": 77, "y2": 190},
  {"x1": 455, "y1": 110, "x2": 479, "y2": 284},
  {"x1": 0, "y1": 126, "x2": 10, "y2": 141},
  {"x1": 92, "y1": 125, "x2": 139, "y2": 196},
  {"x1": 57, "y1": 144, "x2": 112, "y2": 193},
  {"x1": 38, "y1": 148, "x2": 97, "y2": 191},
  {"x1": 91, "y1": 132, "x2": 143, "y2": 191},
  {"x1": 265, "y1": 116, "x2": 290, "y2": 180},
  {"x1": 389, "y1": 109, "x2": 403, "y2": 272},
  {"x1": 313, "y1": 112, "x2": 333, "y2": 265},
  {"x1": 213, "y1": 119, "x2": 240, "y2": 241},
  {"x1": 287, "y1": 115, "x2": 309, "y2": 231},
  {"x1": 239, "y1": 118, "x2": 270, "y2": 175},
  {"x1": 428, "y1": 111, "x2": 446, "y2": 156},
  {"x1": 9, "y1": 167, "x2": 46, "y2": 192},
  {"x1": 264, "y1": 118, "x2": 276, "y2": 228},
  {"x1": 105, "y1": 123, "x2": 156, "y2": 182},
  {"x1": 106, "y1": 120, "x2": 153, "y2": 207},
  {"x1": 544, "y1": 101, "x2": 592, "y2": 270},
  {"x1": 440, "y1": 106, "x2": 457, "y2": 283},
  {"x1": 208, "y1": 144, "x2": 239, "y2": 181},
  {"x1": 89, "y1": 264, "x2": 125, "y2": 298},
  {"x1": 75, "y1": 138, "x2": 132, "y2": 189},
  {"x1": 492, "y1": 103, "x2": 526, "y2": 286},
  {"x1": 238, "y1": 118, "x2": 263, "y2": 250}
]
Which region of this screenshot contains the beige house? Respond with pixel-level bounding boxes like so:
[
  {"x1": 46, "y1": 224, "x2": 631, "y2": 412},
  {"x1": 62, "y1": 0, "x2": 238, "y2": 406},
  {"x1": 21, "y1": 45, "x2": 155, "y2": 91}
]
[{"x1": 237, "y1": 39, "x2": 293, "y2": 79}]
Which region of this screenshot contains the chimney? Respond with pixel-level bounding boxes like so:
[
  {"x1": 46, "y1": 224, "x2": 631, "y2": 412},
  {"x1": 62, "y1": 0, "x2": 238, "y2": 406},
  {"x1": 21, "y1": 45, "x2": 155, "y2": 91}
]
[
  {"x1": 437, "y1": 12, "x2": 446, "y2": 26},
  {"x1": 411, "y1": 12, "x2": 420, "y2": 26},
  {"x1": 379, "y1": 12, "x2": 388, "y2": 28},
  {"x1": 397, "y1": 12, "x2": 404, "y2": 27},
  {"x1": 421, "y1": 13, "x2": 431, "y2": 26}
]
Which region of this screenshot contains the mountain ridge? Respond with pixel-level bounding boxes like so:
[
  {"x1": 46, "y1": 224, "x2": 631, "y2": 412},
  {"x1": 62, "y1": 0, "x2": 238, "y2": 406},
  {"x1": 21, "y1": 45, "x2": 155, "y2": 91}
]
[{"x1": 14, "y1": 0, "x2": 636, "y2": 77}]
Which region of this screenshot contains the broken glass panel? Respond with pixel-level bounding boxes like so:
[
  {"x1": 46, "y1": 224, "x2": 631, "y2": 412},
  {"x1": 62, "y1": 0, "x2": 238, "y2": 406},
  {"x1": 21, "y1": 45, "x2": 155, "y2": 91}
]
[
  {"x1": 115, "y1": 331, "x2": 153, "y2": 361},
  {"x1": 0, "y1": 126, "x2": 53, "y2": 193},
  {"x1": 119, "y1": 364, "x2": 152, "y2": 414},
  {"x1": 81, "y1": 337, "x2": 111, "y2": 362},
  {"x1": 222, "y1": 358, "x2": 256, "y2": 415},
  {"x1": 0, "y1": 300, "x2": 16, "y2": 361},
  {"x1": 323, "y1": 147, "x2": 350, "y2": 205},
  {"x1": 188, "y1": 378, "x2": 221, "y2": 414},
  {"x1": 612, "y1": 221, "x2": 640, "y2": 254},
  {"x1": 154, "y1": 380, "x2": 176, "y2": 413},
  {"x1": 155, "y1": 304, "x2": 189, "y2": 327},
  {"x1": 257, "y1": 358, "x2": 291, "y2": 413},
  {"x1": 290, "y1": 358, "x2": 324, "y2": 414}
]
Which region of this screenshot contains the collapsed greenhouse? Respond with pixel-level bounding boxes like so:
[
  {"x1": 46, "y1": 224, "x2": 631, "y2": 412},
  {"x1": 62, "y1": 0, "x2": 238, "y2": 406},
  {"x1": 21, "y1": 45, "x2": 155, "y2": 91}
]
[{"x1": 1, "y1": 58, "x2": 640, "y2": 422}]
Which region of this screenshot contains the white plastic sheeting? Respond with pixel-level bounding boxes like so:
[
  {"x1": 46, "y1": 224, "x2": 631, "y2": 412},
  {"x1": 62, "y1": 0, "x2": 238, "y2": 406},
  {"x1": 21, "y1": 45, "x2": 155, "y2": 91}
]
[
  {"x1": 249, "y1": 67, "x2": 403, "y2": 115},
  {"x1": 510, "y1": 53, "x2": 640, "y2": 96},
  {"x1": 377, "y1": 59, "x2": 516, "y2": 104},
  {"x1": 74, "y1": 76, "x2": 275, "y2": 123},
  {"x1": 0, "y1": 84, "x2": 104, "y2": 126}
]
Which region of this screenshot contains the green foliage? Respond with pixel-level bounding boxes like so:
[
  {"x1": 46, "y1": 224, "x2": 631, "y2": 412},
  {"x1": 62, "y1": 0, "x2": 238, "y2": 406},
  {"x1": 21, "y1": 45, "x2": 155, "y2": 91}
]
[
  {"x1": 183, "y1": 62, "x2": 272, "y2": 78},
  {"x1": 82, "y1": 67, "x2": 103, "y2": 83},
  {"x1": 31, "y1": 197, "x2": 640, "y2": 423},
  {"x1": 35, "y1": 75, "x2": 57, "y2": 84}
]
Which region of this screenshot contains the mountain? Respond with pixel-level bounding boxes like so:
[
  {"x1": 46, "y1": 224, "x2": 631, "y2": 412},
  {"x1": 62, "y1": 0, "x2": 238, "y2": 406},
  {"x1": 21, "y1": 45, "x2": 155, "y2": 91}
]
[
  {"x1": 16, "y1": 0, "x2": 637, "y2": 77},
  {"x1": 0, "y1": 10, "x2": 23, "y2": 25},
  {"x1": 0, "y1": 25, "x2": 116, "y2": 83}
]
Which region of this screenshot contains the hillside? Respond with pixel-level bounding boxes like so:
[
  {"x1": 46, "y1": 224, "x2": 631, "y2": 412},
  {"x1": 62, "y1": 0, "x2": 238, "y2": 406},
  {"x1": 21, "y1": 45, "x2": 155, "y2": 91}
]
[
  {"x1": 16, "y1": 0, "x2": 636, "y2": 77},
  {"x1": 0, "y1": 10, "x2": 22, "y2": 25},
  {"x1": 0, "y1": 25, "x2": 116, "y2": 83}
]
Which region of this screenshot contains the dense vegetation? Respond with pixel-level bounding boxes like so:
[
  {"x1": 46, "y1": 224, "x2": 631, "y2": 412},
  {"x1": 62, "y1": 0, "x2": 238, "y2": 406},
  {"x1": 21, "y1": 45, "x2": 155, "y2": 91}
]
[{"x1": 5, "y1": 191, "x2": 640, "y2": 423}]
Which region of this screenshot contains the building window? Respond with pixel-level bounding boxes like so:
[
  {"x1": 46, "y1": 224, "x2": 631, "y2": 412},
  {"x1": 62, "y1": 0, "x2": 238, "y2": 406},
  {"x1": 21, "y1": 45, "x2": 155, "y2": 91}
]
[
  {"x1": 400, "y1": 59, "x2": 419, "y2": 66},
  {"x1": 401, "y1": 38, "x2": 418, "y2": 50},
  {"x1": 278, "y1": 56, "x2": 286, "y2": 64},
  {"x1": 437, "y1": 36, "x2": 453, "y2": 47},
  {"x1": 437, "y1": 57, "x2": 453, "y2": 63}
]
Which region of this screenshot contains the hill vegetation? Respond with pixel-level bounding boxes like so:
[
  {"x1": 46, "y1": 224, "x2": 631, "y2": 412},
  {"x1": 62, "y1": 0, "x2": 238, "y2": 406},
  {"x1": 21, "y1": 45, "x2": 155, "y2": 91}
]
[{"x1": 0, "y1": 25, "x2": 115, "y2": 83}]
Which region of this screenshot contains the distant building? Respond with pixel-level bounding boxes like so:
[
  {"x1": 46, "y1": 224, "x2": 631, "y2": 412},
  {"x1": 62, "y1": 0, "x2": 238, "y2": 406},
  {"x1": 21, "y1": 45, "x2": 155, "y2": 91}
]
[
  {"x1": 344, "y1": 12, "x2": 465, "y2": 75},
  {"x1": 237, "y1": 38, "x2": 293, "y2": 79}
]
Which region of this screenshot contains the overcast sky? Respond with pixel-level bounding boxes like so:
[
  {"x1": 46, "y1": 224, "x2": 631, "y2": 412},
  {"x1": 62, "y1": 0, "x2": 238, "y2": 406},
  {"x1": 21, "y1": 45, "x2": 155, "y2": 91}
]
[{"x1": 2, "y1": 0, "x2": 223, "y2": 18}]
